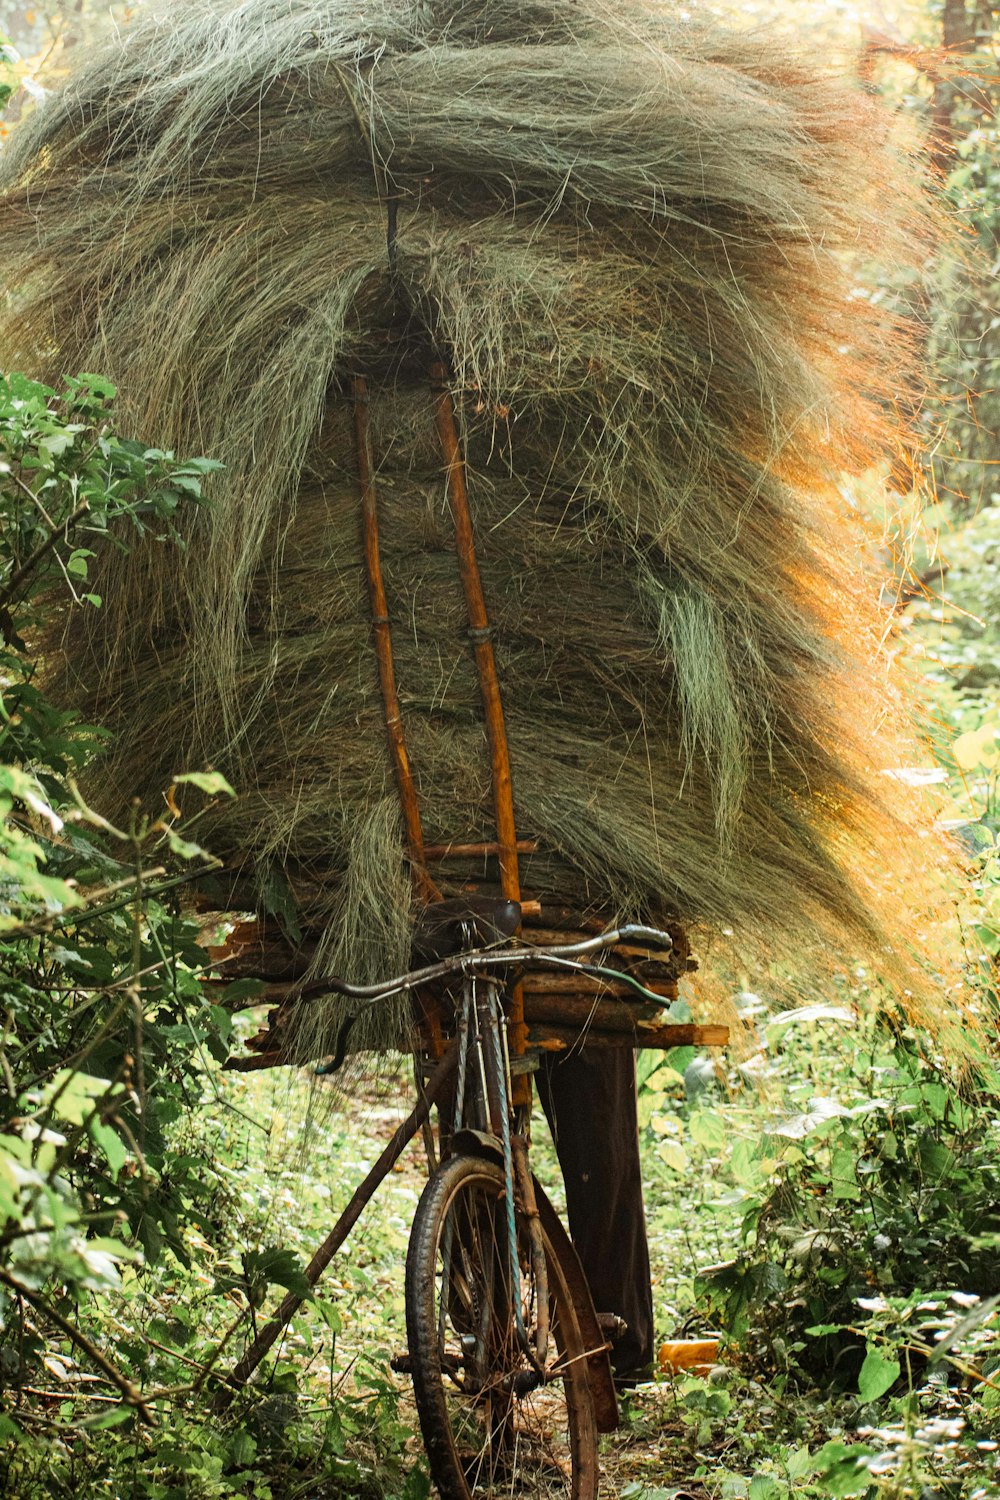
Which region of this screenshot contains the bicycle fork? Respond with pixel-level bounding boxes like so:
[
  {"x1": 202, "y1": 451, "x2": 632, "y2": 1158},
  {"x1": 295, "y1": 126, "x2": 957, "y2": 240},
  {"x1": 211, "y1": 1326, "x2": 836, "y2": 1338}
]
[{"x1": 455, "y1": 966, "x2": 551, "y2": 1378}]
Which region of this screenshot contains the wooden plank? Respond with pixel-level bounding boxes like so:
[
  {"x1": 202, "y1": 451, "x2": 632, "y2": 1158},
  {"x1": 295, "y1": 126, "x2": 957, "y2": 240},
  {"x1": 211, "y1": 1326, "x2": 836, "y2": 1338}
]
[{"x1": 526, "y1": 1022, "x2": 729, "y2": 1051}]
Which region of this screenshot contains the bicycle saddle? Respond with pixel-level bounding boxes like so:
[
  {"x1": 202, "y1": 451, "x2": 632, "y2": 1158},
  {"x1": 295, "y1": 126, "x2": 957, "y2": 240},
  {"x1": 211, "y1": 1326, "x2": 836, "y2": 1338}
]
[{"x1": 411, "y1": 896, "x2": 521, "y2": 963}]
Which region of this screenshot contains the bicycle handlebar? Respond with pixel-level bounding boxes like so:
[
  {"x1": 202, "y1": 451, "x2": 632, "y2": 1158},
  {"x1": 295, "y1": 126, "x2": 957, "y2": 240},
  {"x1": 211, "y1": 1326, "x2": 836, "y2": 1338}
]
[{"x1": 294, "y1": 924, "x2": 676, "y2": 1011}]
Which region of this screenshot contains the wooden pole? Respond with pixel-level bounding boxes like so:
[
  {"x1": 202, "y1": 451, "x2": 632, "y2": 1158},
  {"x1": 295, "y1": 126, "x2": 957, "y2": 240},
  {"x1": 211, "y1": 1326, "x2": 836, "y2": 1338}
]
[
  {"x1": 526, "y1": 1022, "x2": 729, "y2": 1051},
  {"x1": 354, "y1": 375, "x2": 439, "y2": 904},
  {"x1": 222, "y1": 1040, "x2": 459, "y2": 1395},
  {"x1": 521, "y1": 993, "x2": 665, "y2": 1029},
  {"x1": 429, "y1": 364, "x2": 521, "y2": 905},
  {"x1": 430, "y1": 362, "x2": 530, "y2": 1099},
  {"x1": 422, "y1": 838, "x2": 538, "y2": 860}
]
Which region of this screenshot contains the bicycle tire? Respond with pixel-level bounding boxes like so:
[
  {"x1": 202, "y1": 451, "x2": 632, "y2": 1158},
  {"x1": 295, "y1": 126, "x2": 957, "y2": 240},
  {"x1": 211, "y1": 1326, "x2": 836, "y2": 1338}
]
[{"x1": 405, "y1": 1153, "x2": 599, "y2": 1500}]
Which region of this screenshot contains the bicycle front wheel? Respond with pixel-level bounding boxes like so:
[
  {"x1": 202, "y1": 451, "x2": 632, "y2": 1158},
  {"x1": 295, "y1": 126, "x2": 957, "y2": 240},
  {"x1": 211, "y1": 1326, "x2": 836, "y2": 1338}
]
[{"x1": 405, "y1": 1153, "x2": 599, "y2": 1500}]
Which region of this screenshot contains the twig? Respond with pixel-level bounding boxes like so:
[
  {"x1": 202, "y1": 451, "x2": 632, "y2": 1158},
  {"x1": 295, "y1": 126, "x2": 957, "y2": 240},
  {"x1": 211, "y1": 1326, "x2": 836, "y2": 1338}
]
[
  {"x1": 142, "y1": 1303, "x2": 251, "y2": 1403},
  {"x1": 0, "y1": 498, "x2": 91, "y2": 608},
  {"x1": 25, "y1": 956, "x2": 180, "y2": 994},
  {"x1": 7, "y1": 465, "x2": 57, "y2": 527},
  {"x1": 0, "y1": 1269, "x2": 156, "y2": 1424},
  {"x1": 144, "y1": 1334, "x2": 216, "y2": 1375},
  {"x1": 21, "y1": 1386, "x2": 121, "y2": 1404},
  {"x1": 1, "y1": 863, "x2": 216, "y2": 941}
]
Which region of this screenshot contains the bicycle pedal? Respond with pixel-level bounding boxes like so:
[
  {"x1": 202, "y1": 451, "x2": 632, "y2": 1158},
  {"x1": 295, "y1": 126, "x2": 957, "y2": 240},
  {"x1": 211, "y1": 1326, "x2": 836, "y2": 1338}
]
[
  {"x1": 389, "y1": 1352, "x2": 413, "y2": 1374},
  {"x1": 596, "y1": 1312, "x2": 629, "y2": 1342}
]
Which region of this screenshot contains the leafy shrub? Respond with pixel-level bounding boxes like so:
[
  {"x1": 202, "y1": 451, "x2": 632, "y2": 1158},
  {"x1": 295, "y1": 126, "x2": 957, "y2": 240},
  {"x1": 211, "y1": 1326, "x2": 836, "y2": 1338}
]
[
  {"x1": 0, "y1": 371, "x2": 234, "y2": 1438},
  {"x1": 700, "y1": 1036, "x2": 1000, "y2": 1392},
  {"x1": 0, "y1": 371, "x2": 428, "y2": 1500}
]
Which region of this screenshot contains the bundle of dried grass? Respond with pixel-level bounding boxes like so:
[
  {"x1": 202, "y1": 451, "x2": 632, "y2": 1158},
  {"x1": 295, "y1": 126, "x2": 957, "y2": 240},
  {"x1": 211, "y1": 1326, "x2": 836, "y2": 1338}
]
[{"x1": 0, "y1": 0, "x2": 955, "y2": 1054}]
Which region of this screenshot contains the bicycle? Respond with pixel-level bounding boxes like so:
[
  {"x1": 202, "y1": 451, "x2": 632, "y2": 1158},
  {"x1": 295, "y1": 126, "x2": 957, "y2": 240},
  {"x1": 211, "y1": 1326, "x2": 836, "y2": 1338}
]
[{"x1": 226, "y1": 896, "x2": 724, "y2": 1497}]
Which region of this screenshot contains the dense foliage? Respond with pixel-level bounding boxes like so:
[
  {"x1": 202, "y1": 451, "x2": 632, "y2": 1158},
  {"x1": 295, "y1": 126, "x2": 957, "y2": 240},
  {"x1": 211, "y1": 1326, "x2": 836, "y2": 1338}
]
[
  {"x1": 927, "y1": 25, "x2": 1000, "y2": 512},
  {"x1": 0, "y1": 374, "x2": 430, "y2": 1499},
  {"x1": 0, "y1": 373, "x2": 237, "y2": 1480},
  {"x1": 701, "y1": 1041, "x2": 1000, "y2": 1386}
]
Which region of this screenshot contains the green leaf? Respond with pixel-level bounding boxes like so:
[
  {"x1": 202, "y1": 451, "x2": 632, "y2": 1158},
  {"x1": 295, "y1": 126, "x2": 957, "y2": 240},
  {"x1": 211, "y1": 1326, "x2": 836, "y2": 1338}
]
[
  {"x1": 401, "y1": 1473, "x2": 432, "y2": 1500},
  {"x1": 254, "y1": 1248, "x2": 312, "y2": 1296},
  {"x1": 44, "y1": 1070, "x2": 110, "y2": 1127},
  {"x1": 812, "y1": 1441, "x2": 877, "y2": 1498},
  {"x1": 173, "y1": 770, "x2": 235, "y2": 797},
  {"x1": 230, "y1": 1431, "x2": 257, "y2": 1466},
  {"x1": 689, "y1": 1109, "x2": 725, "y2": 1151},
  {"x1": 767, "y1": 1097, "x2": 850, "y2": 1141},
  {"x1": 314, "y1": 1298, "x2": 343, "y2": 1334},
  {"x1": 785, "y1": 1447, "x2": 813, "y2": 1480},
  {"x1": 954, "y1": 723, "x2": 999, "y2": 770},
  {"x1": 84, "y1": 1406, "x2": 134, "y2": 1431},
  {"x1": 166, "y1": 829, "x2": 207, "y2": 860},
  {"x1": 857, "y1": 1346, "x2": 900, "y2": 1402},
  {"x1": 223, "y1": 977, "x2": 266, "y2": 1005},
  {"x1": 37, "y1": 431, "x2": 77, "y2": 465},
  {"x1": 89, "y1": 1120, "x2": 127, "y2": 1177},
  {"x1": 831, "y1": 1146, "x2": 861, "y2": 1200},
  {"x1": 729, "y1": 1137, "x2": 766, "y2": 1190},
  {"x1": 71, "y1": 374, "x2": 117, "y2": 402},
  {"x1": 655, "y1": 1140, "x2": 689, "y2": 1173}
]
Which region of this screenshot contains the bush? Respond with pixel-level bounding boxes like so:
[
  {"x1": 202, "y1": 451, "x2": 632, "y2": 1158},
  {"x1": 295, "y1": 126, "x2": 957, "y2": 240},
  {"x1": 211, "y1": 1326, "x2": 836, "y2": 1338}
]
[
  {"x1": 700, "y1": 1034, "x2": 1000, "y2": 1393},
  {"x1": 0, "y1": 371, "x2": 232, "y2": 1443}
]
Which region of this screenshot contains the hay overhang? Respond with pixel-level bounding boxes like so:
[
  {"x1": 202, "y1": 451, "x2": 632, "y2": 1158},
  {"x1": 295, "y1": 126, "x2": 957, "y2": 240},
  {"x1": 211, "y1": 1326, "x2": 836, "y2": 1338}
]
[{"x1": 0, "y1": 0, "x2": 951, "y2": 1051}]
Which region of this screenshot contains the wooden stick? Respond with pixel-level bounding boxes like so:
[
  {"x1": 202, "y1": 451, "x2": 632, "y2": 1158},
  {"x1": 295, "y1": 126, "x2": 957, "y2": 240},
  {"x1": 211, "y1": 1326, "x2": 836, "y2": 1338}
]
[
  {"x1": 521, "y1": 906, "x2": 617, "y2": 935},
  {"x1": 0, "y1": 1268, "x2": 155, "y2": 1425},
  {"x1": 521, "y1": 994, "x2": 665, "y2": 1029},
  {"x1": 354, "y1": 375, "x2": 439, "y2": 905},
  {"x1": 520, "y1": 974, "x2": 678, "y2": 999},
  {"x1": 223, "y1": 1041, "x2": 458, "y2": 1394},
  {"x1": 526, "y1": 1022, "x2": 729, "y2": 1051},
  {"x1": 224, "y1": 1052, "x2": 289, "y2": 1072},
  {"x1": 227, "y1": 1016, "x2": 728, "y2": 1069},
  {"x1": 430, "y1": 361, "x2": 529, "y2": 1095},
  {"x1": 423, "y1": 839, "x2": 539, "y2": 860},
  {"x1": 0, "y1": 497, "x2": 91, "y2": 608}
]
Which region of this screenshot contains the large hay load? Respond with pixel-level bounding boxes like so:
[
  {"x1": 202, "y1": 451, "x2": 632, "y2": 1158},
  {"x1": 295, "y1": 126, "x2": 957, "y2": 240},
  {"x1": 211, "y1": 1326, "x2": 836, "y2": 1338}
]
[{"x1": 0, "y1": 0, "x2": 942, "y2": 1053}]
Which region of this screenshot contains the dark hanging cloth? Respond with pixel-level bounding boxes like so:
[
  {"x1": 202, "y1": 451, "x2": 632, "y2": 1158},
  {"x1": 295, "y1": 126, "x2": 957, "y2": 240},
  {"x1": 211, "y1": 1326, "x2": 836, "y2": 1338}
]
[{"x1": 537, "y1": 1048, "x2": 654, "y2": 1380}]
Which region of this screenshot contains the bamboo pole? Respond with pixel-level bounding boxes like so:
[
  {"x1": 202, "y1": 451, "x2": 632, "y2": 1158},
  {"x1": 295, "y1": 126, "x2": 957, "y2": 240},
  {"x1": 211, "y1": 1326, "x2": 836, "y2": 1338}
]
[
  {"x1": 354, "y1": 375, "x2": 438, "y2": 905},
  {"x1": 430, "y1": 362, "x2": 530, "y2": 1097},
  {"x1": 430, "y1": 363, "x2": 521, "y2": 905}
]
